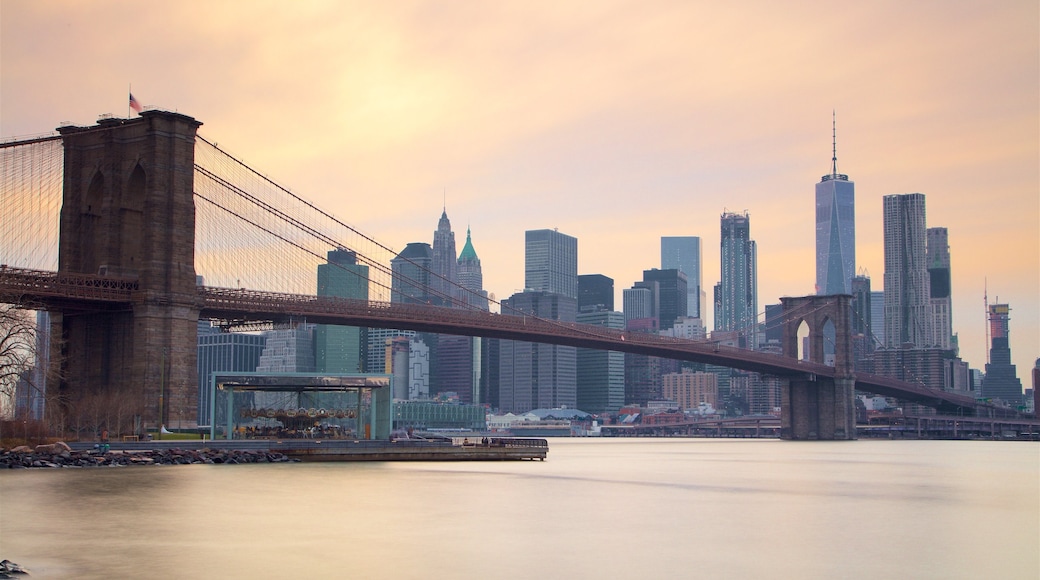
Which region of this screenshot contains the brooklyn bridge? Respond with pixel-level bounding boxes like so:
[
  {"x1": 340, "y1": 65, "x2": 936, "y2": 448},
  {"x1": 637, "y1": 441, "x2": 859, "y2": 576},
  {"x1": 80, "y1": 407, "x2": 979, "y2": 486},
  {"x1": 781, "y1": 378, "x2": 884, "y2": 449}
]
[{"x1": 0, "y1": 110, "x2": 1025, "y2": 440}]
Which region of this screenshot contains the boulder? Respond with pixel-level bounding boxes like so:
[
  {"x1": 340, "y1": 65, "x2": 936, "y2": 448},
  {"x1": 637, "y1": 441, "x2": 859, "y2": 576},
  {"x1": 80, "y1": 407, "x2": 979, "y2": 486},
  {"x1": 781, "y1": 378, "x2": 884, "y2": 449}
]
[{"x1": 33, "y1": 441, "x2": 71, "y2": 455}]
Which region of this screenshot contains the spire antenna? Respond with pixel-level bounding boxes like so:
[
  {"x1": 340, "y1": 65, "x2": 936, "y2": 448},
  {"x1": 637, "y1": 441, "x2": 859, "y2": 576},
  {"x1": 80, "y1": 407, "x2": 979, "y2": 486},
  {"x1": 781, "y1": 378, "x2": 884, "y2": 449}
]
[{"x1": 831, "y1": 110, "x2": 838, "y2": 176}]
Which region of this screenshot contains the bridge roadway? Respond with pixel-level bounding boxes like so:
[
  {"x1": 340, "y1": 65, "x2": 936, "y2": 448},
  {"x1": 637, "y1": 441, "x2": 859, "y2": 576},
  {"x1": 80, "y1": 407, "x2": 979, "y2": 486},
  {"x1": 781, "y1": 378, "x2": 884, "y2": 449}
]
[{"x1": 0, "y1": 266, "x2": 988, "y2": 414}]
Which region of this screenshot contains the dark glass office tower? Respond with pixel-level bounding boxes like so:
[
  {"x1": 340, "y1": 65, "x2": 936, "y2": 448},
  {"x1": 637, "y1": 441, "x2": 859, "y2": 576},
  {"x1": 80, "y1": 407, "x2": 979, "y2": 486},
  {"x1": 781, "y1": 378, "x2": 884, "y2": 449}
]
[{"x1": 316, "y1": 248, "x2": 369, "y2": 373}]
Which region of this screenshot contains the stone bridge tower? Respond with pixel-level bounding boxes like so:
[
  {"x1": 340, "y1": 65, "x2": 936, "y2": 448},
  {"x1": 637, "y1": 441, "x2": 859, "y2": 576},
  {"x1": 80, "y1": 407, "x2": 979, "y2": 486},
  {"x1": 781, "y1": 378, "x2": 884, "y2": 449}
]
[
  {"x1": 780, "y1": 294, "x2": 857, "y2": 440},
  {"x1": 56, "y1": 111, "x2": 201, "y2": 430}
]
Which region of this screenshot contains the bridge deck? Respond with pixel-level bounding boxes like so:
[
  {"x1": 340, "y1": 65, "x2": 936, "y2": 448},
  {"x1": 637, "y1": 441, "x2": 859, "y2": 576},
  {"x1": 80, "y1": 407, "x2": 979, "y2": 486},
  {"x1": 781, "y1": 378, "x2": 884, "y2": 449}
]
[{"x1": 0, "y1": 266, "x2": 1007, "y2": 416}]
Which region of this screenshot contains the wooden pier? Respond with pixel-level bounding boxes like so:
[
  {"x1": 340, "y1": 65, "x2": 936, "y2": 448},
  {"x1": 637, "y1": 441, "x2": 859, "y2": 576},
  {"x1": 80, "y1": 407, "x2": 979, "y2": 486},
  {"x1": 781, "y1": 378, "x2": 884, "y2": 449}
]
[{"x1": 69, "y1": 437, "x2": 549, "y2": 462}]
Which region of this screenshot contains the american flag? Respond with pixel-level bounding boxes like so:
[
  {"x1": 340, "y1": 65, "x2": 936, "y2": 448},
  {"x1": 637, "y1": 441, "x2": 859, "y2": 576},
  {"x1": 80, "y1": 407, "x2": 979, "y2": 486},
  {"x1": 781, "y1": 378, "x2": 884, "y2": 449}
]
[{"x1": 129, "y1": 92, "x2": 142, "y2": 113}]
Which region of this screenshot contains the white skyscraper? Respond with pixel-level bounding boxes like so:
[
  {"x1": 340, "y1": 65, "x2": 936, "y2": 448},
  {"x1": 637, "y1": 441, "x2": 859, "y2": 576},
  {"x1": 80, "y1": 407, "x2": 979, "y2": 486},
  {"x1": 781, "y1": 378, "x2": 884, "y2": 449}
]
[{"x1": 883, "y1": 193, "x2": 932, "y2": 348}]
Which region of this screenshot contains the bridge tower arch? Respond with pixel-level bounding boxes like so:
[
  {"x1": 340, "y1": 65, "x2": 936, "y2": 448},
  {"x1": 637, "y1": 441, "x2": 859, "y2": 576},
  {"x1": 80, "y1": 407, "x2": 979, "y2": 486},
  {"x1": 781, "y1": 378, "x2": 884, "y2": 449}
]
[
  {"x1": 779, "y1": 294, "x2": 856, "y2": 440},
  {"x1": 56, "y1": 111, "x2": 202, "y2": 430}
]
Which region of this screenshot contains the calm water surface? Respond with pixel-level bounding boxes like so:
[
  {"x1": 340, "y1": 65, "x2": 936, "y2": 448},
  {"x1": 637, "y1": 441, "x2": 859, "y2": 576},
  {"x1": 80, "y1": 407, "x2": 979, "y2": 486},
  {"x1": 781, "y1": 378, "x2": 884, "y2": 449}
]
[{"x1": 1, "y1": 439, "x2": 1037, "y2": 579}]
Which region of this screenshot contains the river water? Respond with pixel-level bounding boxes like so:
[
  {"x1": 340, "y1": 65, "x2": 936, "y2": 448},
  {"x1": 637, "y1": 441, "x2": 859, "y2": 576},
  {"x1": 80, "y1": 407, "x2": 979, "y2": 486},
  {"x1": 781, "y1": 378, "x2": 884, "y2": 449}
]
[{"x1": 1, "y1": 439, "x2": 1037, "y2": 579}]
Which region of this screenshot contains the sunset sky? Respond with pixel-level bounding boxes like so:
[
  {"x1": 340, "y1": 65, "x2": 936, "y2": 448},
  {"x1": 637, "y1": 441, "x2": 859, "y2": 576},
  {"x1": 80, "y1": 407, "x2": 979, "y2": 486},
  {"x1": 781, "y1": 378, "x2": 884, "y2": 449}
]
[{"x1": 2, "y1": 1, "x2": 1037, "y2": 379}]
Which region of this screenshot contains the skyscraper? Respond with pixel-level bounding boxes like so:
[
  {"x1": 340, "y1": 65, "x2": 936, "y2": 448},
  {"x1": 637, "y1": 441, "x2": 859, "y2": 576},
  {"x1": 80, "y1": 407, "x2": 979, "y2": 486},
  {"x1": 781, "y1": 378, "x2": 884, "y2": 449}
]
[
  {"x1": 715, "y1": 211, "x2": 757, "y2": 347},
  {"x1": 576, "y1": 310, "x2": 625, "y2": 413},
  {"x1": 661, "y1": 236, "x2": 703, "y2": 318},
  {"x1": 850, "y1": 274, "x2": 873, "y2": 370},
  {"x1": 870, "y1": 290, "x2": 885, "y2": 348},
  {"x1": 457, "y1": 226, "x2": 488, "y2": 310},
  {"x1": 882, "y1": 193, "x2": 932, "y2": 348},
  {"x1": 578, "y1": 274, "x2": 614, "y2": 312},
  {"x1": 315, "y1": 249, "x2": 369, "y2": 373},
  {"x1": 638, "y1": 269, "x2": 688, "y2": 331},
  {"x1": 926, "y1": 227, "x2": 953, "y2": 351},
  {"x1": 981, "y1": 303, "x2": 1022, "y2": 404},
  {"x1": 197, "y1": 329, "x2": 267, "y2": 423},
  {"x1": 431, "y1": 208, "x2": 459, "y2": 306},
  {"x1": 623, "y1": 286, "x2": 653, "y2": 324},
  {"x1": 257, "y1": 325, "x2": 316, "y2": 373},
  {"x1": 499, "y1": 290, "x2": 577, "y2": 413},
  {"x1": 391, "y1": 242, "x2": 434, "y2": 304},
  {"x1": 815, "y1": 115, "x2": 856, "y2": 295},
  {"x1": 525, "y1": 229, "x2": 578, "y2": 300},
  {"x1": 453, "y1": 226, "x2": 488, "y2": 403},
  {"x1": 430, "y1": 215, "x2": 485, "y2": 403}
]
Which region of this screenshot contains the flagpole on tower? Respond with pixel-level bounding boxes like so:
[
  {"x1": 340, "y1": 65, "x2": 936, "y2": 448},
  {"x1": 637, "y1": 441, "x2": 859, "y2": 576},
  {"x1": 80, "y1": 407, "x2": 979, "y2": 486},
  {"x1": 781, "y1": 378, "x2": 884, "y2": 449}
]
[{"x1": 128, "y1": 86, "x2": 142, "y2": 117}]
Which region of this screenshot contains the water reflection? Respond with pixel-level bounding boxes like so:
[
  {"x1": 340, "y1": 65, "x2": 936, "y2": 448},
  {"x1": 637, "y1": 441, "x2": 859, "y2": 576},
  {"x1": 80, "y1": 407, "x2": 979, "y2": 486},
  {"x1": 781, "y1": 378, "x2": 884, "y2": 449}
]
[{"x1": 1, "y1": 440, "x2": 1037, "y2": 579}]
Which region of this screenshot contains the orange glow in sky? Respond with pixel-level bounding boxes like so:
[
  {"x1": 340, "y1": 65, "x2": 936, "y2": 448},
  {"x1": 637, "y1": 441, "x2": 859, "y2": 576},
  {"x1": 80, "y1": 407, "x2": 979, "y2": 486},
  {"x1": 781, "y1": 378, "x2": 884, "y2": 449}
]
[{"x1": 2, "y1": 1, "x2": 1037, "y2": 376}]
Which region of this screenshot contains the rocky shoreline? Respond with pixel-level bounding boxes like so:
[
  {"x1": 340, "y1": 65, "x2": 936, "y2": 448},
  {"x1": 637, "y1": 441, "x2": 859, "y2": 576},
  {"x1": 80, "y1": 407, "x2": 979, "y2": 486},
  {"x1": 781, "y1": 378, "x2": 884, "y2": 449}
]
[{"x1": 1, "y1": 442, "x2": 299, "y2": 469}]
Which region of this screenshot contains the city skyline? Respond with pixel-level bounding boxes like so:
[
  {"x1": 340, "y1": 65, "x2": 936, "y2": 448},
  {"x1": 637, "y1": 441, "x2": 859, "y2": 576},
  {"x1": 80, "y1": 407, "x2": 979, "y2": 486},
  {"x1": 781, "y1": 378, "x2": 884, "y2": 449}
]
[{"x1": 1, "y1": 1, "x2": 1036, "y2": 376}]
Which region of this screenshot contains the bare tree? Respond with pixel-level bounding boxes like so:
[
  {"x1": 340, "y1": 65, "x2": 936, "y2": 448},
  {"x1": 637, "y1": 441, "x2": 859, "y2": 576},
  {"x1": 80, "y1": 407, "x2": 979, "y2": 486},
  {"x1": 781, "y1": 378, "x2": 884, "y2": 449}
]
[{"x1": 0, "y1": 304, "x2": 39, "y2": 417}]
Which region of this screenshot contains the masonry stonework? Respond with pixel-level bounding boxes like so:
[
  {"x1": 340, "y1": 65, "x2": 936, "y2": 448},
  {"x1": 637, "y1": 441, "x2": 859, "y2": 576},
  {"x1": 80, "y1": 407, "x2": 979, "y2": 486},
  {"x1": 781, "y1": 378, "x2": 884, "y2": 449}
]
[
  {"x1": 779, "y1": 294, "x2": 857, "y2": 440},
  {"x1": 56, "y1": 111, "x2": 202, "y2": 429}
]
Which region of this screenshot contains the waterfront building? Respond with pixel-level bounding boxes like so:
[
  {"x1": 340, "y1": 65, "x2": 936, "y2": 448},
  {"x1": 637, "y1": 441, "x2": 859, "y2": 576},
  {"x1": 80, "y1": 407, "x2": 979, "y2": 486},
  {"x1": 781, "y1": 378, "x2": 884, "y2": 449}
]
[
  {"x1": 578, "y1": 274, "x2": 614, "y2": 312},
  {"x1": 315, "y1": 249, "x2": 368, "y2": 374},
  {"x1": 457, "y1": 226, "x2": 489, "y2": 310},
  {"x1": 436, "y1": 333, "x2": 480, "y2": 404},
  {"x1": 882, "y1": 193, "x2": 932, "y2": 348},
  {"x1": 661, "y1": 236, "x2": 704, "y2": 318},
  {"x1": 255, "y1": 324, "x2": 316, "y2": 410},
  {"x1": 197, "y1": 326, "x2": 267, "y2": 423},
  {"x1": 525, "y1": 229, "x2": 578, "y2": 300},
  {"x1": 747, "y1": 374, "x2": 783, "y2": 416},
  {"x1": 257, "y1": 325, "x2": 315, "y2": 373},
  {"x1": 390, "y1": 336, "x2": 410, "y2": 399},
  {"x1": 498, "y1": 290, "x2": 577, "y2": 413},
  {"x1": 926, "y1": 227, "x2": 954, "y2": 351},
  {"x1": 662, "y1": 370, "x2": 717, "y2": 411},
  {"x1": 576, "y1": 309, "x2": 625, "y2": 413},
  {"x1": 981, "y1": 303, "x2": 1023, "y2": 405},
  {"x1": 715, "y1": 211, "x2": 758, "y2": 348},
  {"x1": 407, "y1": 338, "x2": 431, "y2": 400},
  {"x1": 380, "y1": 334, "x2": 430, "y2": 400},
  {"x1": 393, "y1": 400, "x2": 486, "y2": 431},
  {"x1": 815, "y1": 117, "x2": 856, "y2": 295},
  {"x1": 625, "y1": 352, "x2": 661, "y2": 406},
  {"x1": 366, "y1": 328, "x2": 416, "y2": 374}
]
